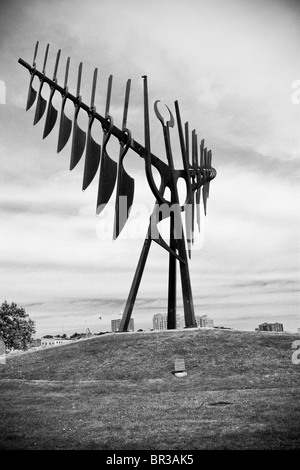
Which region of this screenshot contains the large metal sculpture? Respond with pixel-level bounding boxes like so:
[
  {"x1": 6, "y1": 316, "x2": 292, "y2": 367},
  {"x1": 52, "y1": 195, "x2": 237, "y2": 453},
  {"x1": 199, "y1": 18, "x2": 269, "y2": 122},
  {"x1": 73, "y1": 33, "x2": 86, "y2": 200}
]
[{"x1": 18, "y1": 42, "x2": 217, "y2": 332}]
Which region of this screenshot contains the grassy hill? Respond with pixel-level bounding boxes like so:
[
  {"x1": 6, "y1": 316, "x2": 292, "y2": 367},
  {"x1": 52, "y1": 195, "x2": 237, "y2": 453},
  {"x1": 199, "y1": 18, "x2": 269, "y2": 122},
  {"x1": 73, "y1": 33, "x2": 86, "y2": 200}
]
[{"x1": 0, "y1": 328, "x2": 300, "y2": 450}]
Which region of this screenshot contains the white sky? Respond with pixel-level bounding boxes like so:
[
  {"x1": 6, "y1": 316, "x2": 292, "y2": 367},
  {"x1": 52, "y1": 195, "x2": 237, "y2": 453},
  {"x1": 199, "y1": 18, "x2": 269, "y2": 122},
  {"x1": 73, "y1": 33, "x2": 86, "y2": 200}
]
[{"x1": 0, "y1": 0, "x2": 299, "y2": 336}]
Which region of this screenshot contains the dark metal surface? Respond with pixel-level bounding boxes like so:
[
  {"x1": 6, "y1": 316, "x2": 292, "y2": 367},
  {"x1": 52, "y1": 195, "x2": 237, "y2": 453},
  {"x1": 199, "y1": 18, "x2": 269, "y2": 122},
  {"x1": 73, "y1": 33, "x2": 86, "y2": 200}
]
[
  {"x1": 18, "y1": 44, "x2": 217, "y2": 332},
  {"x1": 96, "y1": 75, "x2": 117, "y2": 212},
  {"x1": 113, "y1": 79, "x2": 135, "y2": 239},
  {"x1": 26, "y1": 41, "x2": 39, "y2": 111},
  {"x1": 33, "y1": 43, "x2": 49, "y2": 125},
  {"x1": 70, "y1": 62, "x2": 86, "y2": 170},
  {"x1": 82, "y1": 68, "x2": 101, "y2": 190},
  {"x1": 57, "y1": 57, "x2": 72, "y2": 153},
  {"x1": 43, "y1": 49, "x2": 61, "y2": 139}
]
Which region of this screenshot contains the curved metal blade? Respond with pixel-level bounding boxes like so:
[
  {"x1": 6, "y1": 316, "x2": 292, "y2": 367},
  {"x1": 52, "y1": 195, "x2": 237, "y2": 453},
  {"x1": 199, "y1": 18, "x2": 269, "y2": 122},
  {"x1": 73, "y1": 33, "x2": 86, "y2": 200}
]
[
  {"x1": 113, "y1": 168, "x2": 135, "y2": 239},
  {"x1": 33, "y1": 43, "x2": 49, "y2": 125},
  {"x1": 57, "y1": 101, "x2": 72, "y2": 153},
  {"x1": 33, "y1": 84, "x2": 47, "y2": 125},
  {"x1": 43, "y1": 95, "x2": 57, "y2": 139},
  {"x1": 43, "y1": 49, "x2": 60, "y2": 138},
  {"x1": 184, "y1": 203, "x2": 193, "y2": 259},
  {"x1": 113, "y1": 79, "x2": 133, "y2": 239},
  {"x1": 26, "y1": 41, "x2": 39, "y2": 111},
  {"x1": 196, "y1": 187, "x2": 201, "y2": 232},
  {"x1": 82, "y1": 68, "x2": 100, "y2": 190},
  {"x1": 203, "y1": 184, "x2": 208, "y2": 216},
  {"x1": 82, "y1": 132, "x2": 101, "y2": 190},
  {"x1": 26, "y1": 75, "x2": 37, "y2": 111},
  {"x1": 57, "y1": 57, "x2": 72, "y2": 153},
  {"x1": 96, "y1": 150, "x2": 117, "y2": 214},
  {"x1": 70, "y1": 121, "x2": 86, "y2": 170}
]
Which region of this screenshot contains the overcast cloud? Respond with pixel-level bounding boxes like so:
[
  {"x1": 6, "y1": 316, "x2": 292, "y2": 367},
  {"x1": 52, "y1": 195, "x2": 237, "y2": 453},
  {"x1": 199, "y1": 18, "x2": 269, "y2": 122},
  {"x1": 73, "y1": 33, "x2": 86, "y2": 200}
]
[{"x1": 0, "y1": 0, "x2": 299, "y2": 336}]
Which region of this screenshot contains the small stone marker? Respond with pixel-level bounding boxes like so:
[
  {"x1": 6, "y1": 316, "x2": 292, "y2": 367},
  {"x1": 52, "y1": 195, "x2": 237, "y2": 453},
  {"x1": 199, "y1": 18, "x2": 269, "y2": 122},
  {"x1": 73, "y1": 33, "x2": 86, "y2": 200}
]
[
  {"x1": 0, "y1": 338, "x2": 6, "y2": 365},
  {"x1": 174, "y1": 358, "x2": 187, "y2": 377}
]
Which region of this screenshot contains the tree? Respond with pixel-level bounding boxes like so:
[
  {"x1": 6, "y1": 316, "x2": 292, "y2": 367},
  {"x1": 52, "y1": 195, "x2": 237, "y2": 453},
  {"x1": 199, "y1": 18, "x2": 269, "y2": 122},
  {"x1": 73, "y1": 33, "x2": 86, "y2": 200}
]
[{"x1": 0, "y1": 300, "x2": 36, "y2": 350}]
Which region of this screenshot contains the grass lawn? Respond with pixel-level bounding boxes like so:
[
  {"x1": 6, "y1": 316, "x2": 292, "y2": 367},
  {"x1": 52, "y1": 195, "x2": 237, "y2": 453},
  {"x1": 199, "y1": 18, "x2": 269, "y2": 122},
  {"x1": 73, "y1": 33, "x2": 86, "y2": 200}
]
[{"x1": 0, "y1": 328, "x2": 299, "y2": 450}]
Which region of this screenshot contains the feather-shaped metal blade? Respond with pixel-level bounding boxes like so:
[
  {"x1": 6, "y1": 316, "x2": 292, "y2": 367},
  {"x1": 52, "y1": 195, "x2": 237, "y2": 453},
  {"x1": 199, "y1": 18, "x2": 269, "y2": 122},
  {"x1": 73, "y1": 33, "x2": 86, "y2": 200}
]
[
  {"x1": 57, "y1": 103, "x2": 72, "y2": 153},
  {"x1": 82, "y1": 133, "x2": 101, "y2": 190},
  {"x1": 196, "y1": 188, "x2": 201, "y2": 231},
  {"x1": 203, "y1": 184, "x2": 208, "y2": 216},
  {"x1": 26, "y1": 76, "x2": 37, "y2": 111},
  {"x1": 57, "y1": 57, "x2": 72, "y2": 153},
  {"x1": 26, "y1": 41, "x2": 39, "y2": 111},
  {"x1": 113, "y1": 170, "x2": 134, "y2": 239},
  {"x1": 69, "y1": 62, "x2": 86, "y2": 170},
  {"x1": 113, "y1": 80, "x2": 135, "y2": 239},
  {"x1": 96, "y1": 75, "x2": 117, "y2": 213},
  {"x1": 202, "y1": 147, "x2": 208, "y2": 215},
  {"x1": 190, "y1": 128, "x2": 198, "y2": 244},
  {"x1": 207, "y1": 150, "x2": 212, "y2": 198},
  {"x1": 82, "y1": 68, "x2": 101, "y2": 190},
  {"x1": 33, "y1": 44, "x2": 49, "y2": 125},
  {"x1": 33, "y1": 85, "x2": 47, "y2": 125},
  {"x1": 196, "y1": 138, "x2": 204, "y2": 232},
  {"x1": 70, "y1": 120, "x2": 86, "y2": 170},
  {"x1": 43, "y1": 102, "x2": 57, "y2": 138},
  {"x1": 43, "y1": 49, "x2": 61, "y2": 138},
  {"x1": 96, "y1": 151, "x2": 117, "y2": 214}
]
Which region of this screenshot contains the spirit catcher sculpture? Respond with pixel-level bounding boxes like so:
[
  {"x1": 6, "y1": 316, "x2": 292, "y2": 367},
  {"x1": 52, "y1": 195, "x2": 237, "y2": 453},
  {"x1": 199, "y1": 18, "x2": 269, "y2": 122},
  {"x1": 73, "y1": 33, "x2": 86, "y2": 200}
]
[{"x1": 18, "y1": 42, "x2": 217, "y2": 332}]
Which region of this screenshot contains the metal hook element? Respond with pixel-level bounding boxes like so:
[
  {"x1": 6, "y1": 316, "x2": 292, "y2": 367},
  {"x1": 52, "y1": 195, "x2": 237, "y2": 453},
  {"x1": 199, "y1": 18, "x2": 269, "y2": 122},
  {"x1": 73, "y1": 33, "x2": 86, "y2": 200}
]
[
  {"x1": 33, "y1": 43, "x2": 49, "y2": 125},
  {"x1": 142, "y1": 77, "x2": 167, "y2": 207},
  {"x1": 154, "y1": 100, "x2": 175, "y2": 128},
  {"x1": 26, "y1": 41, "x2": 39, "y2": 110}
]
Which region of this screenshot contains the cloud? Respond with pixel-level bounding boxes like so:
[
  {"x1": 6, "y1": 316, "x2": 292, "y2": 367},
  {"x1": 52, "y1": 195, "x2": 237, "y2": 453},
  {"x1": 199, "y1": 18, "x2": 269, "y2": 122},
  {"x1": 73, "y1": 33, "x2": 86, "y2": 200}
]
[{"x1": 0, "y1": 0, "x2": 299, "y2": 335}]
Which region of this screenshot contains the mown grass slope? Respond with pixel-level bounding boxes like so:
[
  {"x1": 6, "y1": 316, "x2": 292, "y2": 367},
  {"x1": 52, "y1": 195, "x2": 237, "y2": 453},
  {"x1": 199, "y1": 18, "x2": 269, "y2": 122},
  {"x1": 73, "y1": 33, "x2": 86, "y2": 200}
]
[{"x1": 0, "y1": 329, "x2": 299, "y2": 450}]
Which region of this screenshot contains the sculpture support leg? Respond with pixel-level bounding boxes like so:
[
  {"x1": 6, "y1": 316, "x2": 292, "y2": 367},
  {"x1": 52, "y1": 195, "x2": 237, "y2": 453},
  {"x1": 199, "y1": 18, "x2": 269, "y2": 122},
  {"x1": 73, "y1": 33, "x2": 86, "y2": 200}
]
[
  {"x1": 167, "y1": 212, "x2": 177, "y2": 329},
  {"x1": 119, "y1": 229, "x2": 152, "y2": 332},
  {"x1": 119, "y1": 212, "x2": 196, "y2": 331},
  {"x1": 177, "y1": 228, "x2": 196, "y2": 328}
]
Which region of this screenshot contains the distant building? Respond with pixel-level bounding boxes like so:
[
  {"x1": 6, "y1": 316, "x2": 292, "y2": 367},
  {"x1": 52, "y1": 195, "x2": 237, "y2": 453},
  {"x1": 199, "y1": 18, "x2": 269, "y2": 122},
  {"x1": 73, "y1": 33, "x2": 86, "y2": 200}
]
[
  {"x1": 111, "y1": 318, "x2": 134, "y2": 332},
  {"x1": 153, "y1": 313, "x2": 167, "y2": 331},
  {"x1": 195, "y1": 314, "x2": 214, "y2": 328},
  {"x1": 30, "y1": 338, "x2": 41, "y2": 348},
  {"x1": 258, "y1": 322, "x2": 284, "y2": 332},
  {"x1": 297, "y1": 328, "x2": 300, "y2": 334},
  {"x1": 41, "y1": 337, "x2": 71, "y2": 347}
]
